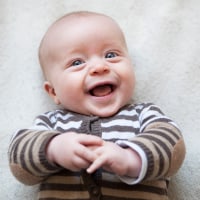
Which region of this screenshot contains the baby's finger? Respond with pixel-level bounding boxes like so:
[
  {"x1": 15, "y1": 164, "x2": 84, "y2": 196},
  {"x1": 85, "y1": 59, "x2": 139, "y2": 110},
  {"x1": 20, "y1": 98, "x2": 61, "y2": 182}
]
[
  {"x1": 75, "y1": 145, "x2": 97, "y2": 163},
  {"x1": 86, "y1": 155, "x2": 106, "y2": 174},
  {"x1": 70, "y1": 156, "x2": 91, "y2": 171},
  {"x1": 78, "y1": 134, "x2": 103, "y2": 146}
]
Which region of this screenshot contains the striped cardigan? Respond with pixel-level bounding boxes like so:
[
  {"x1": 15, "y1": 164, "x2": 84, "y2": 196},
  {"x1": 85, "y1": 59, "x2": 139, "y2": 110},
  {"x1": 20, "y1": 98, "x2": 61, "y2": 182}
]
[{"x1": 8, "y1": 103, "x2": 185, "y2": 200}]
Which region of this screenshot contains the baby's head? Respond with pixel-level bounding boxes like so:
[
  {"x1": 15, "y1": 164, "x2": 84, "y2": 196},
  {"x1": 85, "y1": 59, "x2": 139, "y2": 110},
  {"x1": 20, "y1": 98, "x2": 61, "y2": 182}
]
[{"x1": 39, "y1": 11, "x2": 135, "y2": 117}]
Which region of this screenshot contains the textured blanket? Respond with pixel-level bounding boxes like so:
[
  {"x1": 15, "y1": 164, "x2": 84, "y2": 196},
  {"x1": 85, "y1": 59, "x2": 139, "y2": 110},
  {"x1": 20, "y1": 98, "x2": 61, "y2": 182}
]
[{"x1": 0, "y1": 0, "x2": 199, "y2": 199}]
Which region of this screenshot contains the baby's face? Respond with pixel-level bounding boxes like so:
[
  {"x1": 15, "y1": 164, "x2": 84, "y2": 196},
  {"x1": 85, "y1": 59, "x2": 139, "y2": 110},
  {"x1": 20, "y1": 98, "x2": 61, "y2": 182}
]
[{"x1": 42, "y1": 14, "x2": 135, "y2": 117}]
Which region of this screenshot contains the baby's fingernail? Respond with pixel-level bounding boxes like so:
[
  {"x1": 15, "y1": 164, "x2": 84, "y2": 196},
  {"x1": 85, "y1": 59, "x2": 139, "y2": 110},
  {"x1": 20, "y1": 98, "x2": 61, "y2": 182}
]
[{"x1": 86, "y1": 168, "x2": 91, "y2": 173}]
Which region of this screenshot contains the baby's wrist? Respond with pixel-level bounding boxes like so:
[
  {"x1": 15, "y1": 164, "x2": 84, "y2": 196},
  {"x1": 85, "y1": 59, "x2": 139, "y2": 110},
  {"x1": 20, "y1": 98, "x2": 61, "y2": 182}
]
[
  {"x1": 125, "y1": 148, "x2": 142, "y2": 178},
  {"x1": 45, "y1": 136, "x2": 58, "y2": 163}
]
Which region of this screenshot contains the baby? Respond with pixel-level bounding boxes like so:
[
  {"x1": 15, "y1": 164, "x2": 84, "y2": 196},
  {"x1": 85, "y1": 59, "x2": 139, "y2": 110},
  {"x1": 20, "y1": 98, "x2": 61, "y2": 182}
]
[{"x1": 9, "y1": 11, "x2": 185, "y2": 200}]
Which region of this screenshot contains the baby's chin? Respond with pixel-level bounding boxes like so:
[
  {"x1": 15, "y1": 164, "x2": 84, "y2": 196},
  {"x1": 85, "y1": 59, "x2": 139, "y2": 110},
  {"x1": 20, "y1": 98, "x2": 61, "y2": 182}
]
[
  {"x1": 90, "y1": 111, "x2": 117, "y2": 118},
  {"x1": 62, "y1": 100, "x2": 130, "y2": 117},
  {"x1": 85, "y1": 104, "x2": 125, "y2": 117},
  {"x1": 67, "y1": 107, "x2": 118, "y2": 117}
]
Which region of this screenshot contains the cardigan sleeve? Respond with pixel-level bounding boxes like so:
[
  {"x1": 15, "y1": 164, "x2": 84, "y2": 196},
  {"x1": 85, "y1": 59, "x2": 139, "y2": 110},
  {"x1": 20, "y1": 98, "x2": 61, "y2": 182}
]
[
  {"x1": 8, "y1": 112, "x2": 62, "y2": 185},
  {"x1": 116, "y1": 103, "x2": 186, "y2": 184}
]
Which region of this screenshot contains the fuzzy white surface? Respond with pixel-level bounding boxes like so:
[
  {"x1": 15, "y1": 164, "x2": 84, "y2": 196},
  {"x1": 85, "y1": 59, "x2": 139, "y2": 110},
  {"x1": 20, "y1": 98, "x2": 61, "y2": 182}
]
[{"x1": 1, "y1": 0, "x2": 200, "y2": 199}]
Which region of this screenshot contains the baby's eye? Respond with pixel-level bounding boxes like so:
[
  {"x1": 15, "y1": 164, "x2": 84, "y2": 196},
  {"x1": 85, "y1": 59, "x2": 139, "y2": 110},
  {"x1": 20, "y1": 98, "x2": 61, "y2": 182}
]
[
  {"x1": 71, "y1": 60, "x2": 84, "y2": 66},
  {"x1": 105, "y1": 52, "x2": 118, "y2": 59}
]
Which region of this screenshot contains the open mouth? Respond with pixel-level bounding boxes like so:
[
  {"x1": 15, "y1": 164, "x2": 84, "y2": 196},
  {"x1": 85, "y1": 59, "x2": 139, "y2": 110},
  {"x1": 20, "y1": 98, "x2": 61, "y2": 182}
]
[{"x1": 89, "y1": 84, "x2": 116, "y2": 97}]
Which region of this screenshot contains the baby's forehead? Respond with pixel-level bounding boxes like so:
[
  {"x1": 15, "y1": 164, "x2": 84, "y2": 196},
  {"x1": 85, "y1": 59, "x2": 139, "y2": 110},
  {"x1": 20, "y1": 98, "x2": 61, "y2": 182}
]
[
  {"x1": 42, "y1": 13, "x2": 123, "y2": 48},
  {"x1": 52, "y1": 13, "x2": 114, "y2": 31}
]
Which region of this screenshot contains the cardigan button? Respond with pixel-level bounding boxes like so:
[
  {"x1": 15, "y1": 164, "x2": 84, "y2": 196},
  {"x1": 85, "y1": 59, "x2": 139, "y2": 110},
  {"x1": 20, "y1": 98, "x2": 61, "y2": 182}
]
[
  {"x1": 91, "y1": 186, "x2": 100, "y2": 196},
  {"x1": 89, "y1": 185, "x2": 101, "y2": 199}
]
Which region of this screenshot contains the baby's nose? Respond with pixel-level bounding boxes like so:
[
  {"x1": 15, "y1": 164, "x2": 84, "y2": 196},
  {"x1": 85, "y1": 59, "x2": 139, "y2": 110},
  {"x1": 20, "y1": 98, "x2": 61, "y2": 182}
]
[{"x1": 89, "y1": 64, "x2": 110, "y2": 76}]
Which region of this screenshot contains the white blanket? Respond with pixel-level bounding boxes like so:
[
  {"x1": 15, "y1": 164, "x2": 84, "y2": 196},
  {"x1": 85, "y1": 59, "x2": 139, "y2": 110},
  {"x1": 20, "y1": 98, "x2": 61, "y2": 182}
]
[{"x1": 1, "y1": 0, "x2": 200, "y2": 199}]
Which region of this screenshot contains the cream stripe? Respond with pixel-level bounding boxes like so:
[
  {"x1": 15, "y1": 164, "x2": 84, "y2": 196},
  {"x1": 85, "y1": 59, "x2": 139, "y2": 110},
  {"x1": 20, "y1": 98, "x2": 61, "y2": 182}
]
[
  {"x1": 118, "y1": 109, "x2": 138, "y2": 116},
  {"x1": 102, "y1": 131, "x2": 135, "y2": 140},
  {"x1": 101, "y1": 119, "x2": 139, "y2": 127},
  {"x1": 55, "y1": 120, "x2": 82, "y2": 129}
]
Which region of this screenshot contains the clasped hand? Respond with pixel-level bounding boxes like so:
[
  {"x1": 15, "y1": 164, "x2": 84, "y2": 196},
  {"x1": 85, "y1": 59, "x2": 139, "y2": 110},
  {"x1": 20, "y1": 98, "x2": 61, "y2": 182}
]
[{"x1": 46, "y1": 132, "x2": 141, "y2": 177}]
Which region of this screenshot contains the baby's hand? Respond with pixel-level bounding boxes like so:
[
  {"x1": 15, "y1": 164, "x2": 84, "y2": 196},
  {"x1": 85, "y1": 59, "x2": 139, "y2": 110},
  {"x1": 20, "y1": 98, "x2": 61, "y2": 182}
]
[
  {"x1": 46, "y1": 132, "x2": 103, "y2": 171},
  {"x1": 87, "y1": 141, "x2": 142, "y2": 178}
]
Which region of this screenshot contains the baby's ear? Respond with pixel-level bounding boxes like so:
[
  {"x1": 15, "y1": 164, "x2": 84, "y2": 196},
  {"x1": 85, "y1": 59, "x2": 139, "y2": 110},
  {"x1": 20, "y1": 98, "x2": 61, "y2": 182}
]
[{"x1": 44, "y1": 81, "x2": 60, "y2": 105}]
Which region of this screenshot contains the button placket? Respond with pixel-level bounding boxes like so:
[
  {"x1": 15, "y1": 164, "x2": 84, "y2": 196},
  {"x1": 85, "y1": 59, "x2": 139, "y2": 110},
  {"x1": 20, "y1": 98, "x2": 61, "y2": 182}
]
[
  {"x1": 81, "y1": 170, "x2": 102, "y2": 200},
  {"x1": 80, "y1": 117, "x2": 102, "y2": 200}
]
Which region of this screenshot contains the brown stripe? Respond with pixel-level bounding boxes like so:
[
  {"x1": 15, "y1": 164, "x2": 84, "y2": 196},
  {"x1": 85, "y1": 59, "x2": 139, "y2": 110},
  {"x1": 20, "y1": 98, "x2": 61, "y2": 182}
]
[
  {"x1": 102, "y1": 187, "x2": 168, "y2": 200},
  {"x1": 144, "y1": 129, "x2": 176, "y2": 145},
  {"x1": 44, "y1": 175, "x2": 82, "y2": 185},
  {"x1": 39, "y1": 190, "x2": 89, "y2": 199},
  {"x1": 9, "y1": 129, "x2": 29, "y2": 163},
  {"x1": 131, "y1": 138, "x2": 157, "y2": 179},
  {"x1": 140, "y1": 135, "x2": 171, "y2": 159},
  {"x1": 160, "y1": 126, "x2": 181, "y2": 139}
]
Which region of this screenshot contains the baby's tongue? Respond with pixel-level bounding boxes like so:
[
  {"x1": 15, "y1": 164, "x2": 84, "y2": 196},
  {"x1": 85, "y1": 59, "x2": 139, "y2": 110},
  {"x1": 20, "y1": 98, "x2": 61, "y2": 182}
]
[{"x1": 92, "y1": 85, "x2": 112, "y2": 97}]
